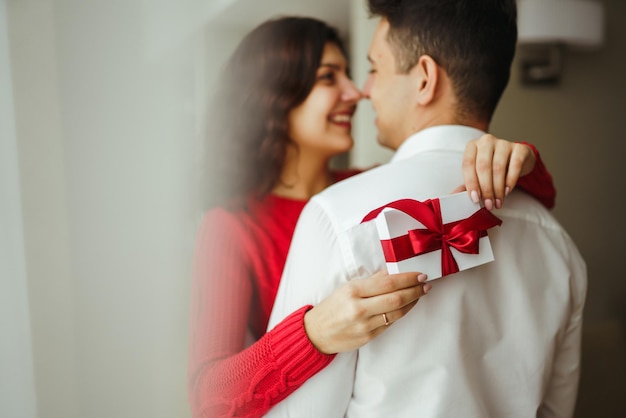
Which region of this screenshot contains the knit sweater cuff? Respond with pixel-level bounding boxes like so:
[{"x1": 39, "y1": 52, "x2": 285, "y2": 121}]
[
  {"x1": 517, "y1": 141, "x2": 556, "y2": 209},
  {"x1": 267, "y1": 305, "x2": 336, "y2": 386}
]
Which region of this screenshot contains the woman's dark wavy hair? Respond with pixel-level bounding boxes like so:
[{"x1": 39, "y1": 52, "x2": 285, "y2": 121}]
[
  {"x1": 368, "y1": 0, "x2": 517, "y2": 124},
  {"x1": 205, "y1": 17, "x2": 345, "y2": 209}
]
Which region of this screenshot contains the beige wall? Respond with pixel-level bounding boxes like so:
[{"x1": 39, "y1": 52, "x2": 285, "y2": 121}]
[
  {"x1": 493, "y1": 2, "x2": 626, "y2": 414},
  {"x1": 493, "y1": 0, "x2": 626, "y2": 325}
]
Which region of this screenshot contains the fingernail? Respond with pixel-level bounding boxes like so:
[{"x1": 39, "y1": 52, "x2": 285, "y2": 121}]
[
  {"x1": 495, "y1": 199, "x2": 502, "y2": 209},
  {"x1": 417, "y1": 273, "x2": 428, "y2": 283},
  {"x1": 423, "y1": 283, "x2": 432, "y2": 293},
  {"x1": 484, "y1": 199, "x2": 493, "y2": 211},
  {"x1": 470, "y1": 190, "x2": 479, "y2": 203},
  {"x1": 505, "y1": 186, "x2": 511, "y2": 196}
]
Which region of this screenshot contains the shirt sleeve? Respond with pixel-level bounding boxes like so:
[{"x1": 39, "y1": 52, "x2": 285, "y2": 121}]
[
  {"x1": 517, "y1": 142, "x2": 557, "y2": 209},
  {"x1": 266, "y1": 199, "x2": 357, "y2": 418},
  {"x1": 187, "y1": 211, "x2": 335, "y2": 418},
  {"x1": 538, "y1": 236, "x2": 588, "y2": 418}
]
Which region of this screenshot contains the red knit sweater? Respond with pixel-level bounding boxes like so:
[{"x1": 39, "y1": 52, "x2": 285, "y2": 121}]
[{"x1": 188, "y1": 150, "x2": 554, "y2": 418}]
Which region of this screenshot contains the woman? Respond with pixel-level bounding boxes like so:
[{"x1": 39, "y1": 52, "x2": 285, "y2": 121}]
[{"x1": 188, "y1": 17, "x2": 555, "y2": 418}]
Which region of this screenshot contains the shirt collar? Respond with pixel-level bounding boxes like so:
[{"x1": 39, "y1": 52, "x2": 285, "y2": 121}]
[{"x1": 391, "y1": 125, "x2": 487, "y2": 163}]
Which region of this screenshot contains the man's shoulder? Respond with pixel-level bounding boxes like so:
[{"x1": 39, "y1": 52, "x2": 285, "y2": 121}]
[
  {"x1": 495, "y1": 191, "x2": 563, "y2": 230},
  {"x1": 307, "y1": 153, "x2": 467, "y2": 231},
  {"x1": 494, "y1": 191, "x2": 585, "y2": 266},
  {"x1": 309, "y1": 163, "x2": 397, "y2": 227}
]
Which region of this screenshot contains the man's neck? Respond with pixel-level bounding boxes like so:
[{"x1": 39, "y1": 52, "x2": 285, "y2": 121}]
[{"x1": 399, "y1": 112, "x2": 489, "y2": 150}]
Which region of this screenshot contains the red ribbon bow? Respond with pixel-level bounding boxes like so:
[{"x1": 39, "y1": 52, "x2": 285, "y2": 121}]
[{"x1": 361, "y1": 198, "x2": 502, "y2": 277}]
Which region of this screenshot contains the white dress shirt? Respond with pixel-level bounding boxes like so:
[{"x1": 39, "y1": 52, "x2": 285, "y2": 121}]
[{"x1": 267, "y1": 125, "x2": 587, "y2": 418}]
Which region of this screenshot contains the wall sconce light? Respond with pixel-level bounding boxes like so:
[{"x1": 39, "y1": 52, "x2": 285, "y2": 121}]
[{"x1": 517, "y1": 0, "x2": 605, "y2": 85}]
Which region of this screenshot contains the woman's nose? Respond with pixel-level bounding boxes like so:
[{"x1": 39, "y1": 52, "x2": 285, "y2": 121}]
[{"x1": 342, "y1": 79, "x2": 363, "y2": 102}]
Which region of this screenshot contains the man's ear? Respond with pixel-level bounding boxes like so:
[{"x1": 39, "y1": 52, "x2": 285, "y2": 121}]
[{"x1": 411, "y1": 55, "x2": 439, "y2": 106}]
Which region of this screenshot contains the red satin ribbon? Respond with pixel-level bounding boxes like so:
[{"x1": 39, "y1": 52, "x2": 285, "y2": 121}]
[{"x1": 361, "y1": 198, "x2": 502, "y2": 277}]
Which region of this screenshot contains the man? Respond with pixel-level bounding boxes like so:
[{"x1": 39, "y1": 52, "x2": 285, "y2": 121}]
[{"x1": 267, "y1": 1, "x2": 587, "y2": 417}]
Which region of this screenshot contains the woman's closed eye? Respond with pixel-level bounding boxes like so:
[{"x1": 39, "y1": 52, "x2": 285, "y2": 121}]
[{"x1": 318, "y1": 71, "x2": 336, "y2": 84}]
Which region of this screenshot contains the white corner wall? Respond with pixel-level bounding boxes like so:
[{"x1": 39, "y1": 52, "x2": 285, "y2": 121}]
[
  {"x1": 7, "y1": 0, "x2": 80, "y2": 416},
  {"x1": 0, "y1": 0, "x2": 38, "y2": 416},
  {"x1": 6, "y1": 0, "x2": 234, "y2": 416}
]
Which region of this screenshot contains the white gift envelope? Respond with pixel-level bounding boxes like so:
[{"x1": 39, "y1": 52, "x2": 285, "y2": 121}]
[{"x1": 372, "y1": 193, "x2": 500, "y2": 281}]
